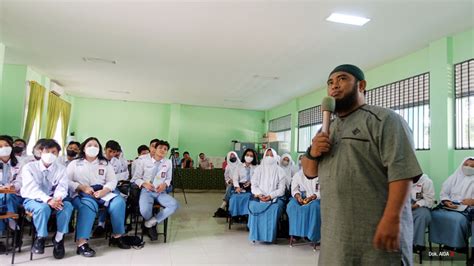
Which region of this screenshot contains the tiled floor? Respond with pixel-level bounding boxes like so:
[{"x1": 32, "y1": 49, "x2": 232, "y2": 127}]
[{"x1": 0, "y1": 192, "x2": 468, "y2": 265}]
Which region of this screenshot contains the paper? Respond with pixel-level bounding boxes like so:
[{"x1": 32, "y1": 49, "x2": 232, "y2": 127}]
[
  {"x1": 101, "y1": 192, "x2": 118, "y2": 206},
  {"x1": 443, "y1": 204, "x2": 468, "y2": 212}
]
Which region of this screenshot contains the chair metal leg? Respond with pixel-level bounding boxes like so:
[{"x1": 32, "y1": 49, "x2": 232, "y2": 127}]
[{"x1": 163, "y1": 218, "x2": 168, "y2": 243}]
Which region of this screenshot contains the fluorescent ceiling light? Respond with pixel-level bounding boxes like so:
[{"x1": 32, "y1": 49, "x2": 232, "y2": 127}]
[
  {"x1": 83, "y1": 57, "x2": 117, "y2": 64},
  {"x1": 326, "y1": 13, "x2": 370, "y2": 26}
]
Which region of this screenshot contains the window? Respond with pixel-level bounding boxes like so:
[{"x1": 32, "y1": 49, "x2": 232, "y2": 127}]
[
  {"x1": 53, "y1": 116, "x2": 64, "y2": 153},
  {"x1": 366, "y1": 73, "x2": 430, "y2": 150},
  {"x1": 268, "y1": 115, "x2": 291, "y2": 143},
  {"x1": 25, "y1": 114, "x2": 40, "y2": 156},
  {"x1": 297, "y1": 105, "x2": 323, "y2": 152},
  {"x1": 455, "y1": 59, "x2": 474, "y2": 149}
]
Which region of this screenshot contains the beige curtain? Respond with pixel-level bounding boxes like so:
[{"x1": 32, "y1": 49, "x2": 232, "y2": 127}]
[
  {"x1": 45, "y1": 92, "x2": 62, "y2": 138},
  {"x1": 23, "y1": 81, "x2": 45, "y2": 144}
]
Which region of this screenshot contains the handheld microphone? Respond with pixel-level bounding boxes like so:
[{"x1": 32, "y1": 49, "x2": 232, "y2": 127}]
[{"x1": 321, "y1": 96, "x2": 336, "y2": 134}]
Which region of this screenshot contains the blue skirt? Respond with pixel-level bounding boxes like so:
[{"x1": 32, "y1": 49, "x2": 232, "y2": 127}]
[
  {"x1": 430, "y1": 208, "x2": 471, "y2": 248},
  {"x1": 229, "y1": 192, "x2": 251, "y2": 217},
  {"x1": 286, "y1": 197, "x2": 321, "y2": 242},
  {"x1": 248, "y1": 198, "x2": 284, "y2": 243}
]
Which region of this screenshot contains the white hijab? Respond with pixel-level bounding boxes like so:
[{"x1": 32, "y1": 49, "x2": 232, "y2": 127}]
[
  {"x1": 280, "y1": 153, "x2": 297, "y2": 188},
  {"x1": 440, "y1": 156, "x2": 474, "y2": 202},
  {"x1": 251, "y1": 148, "x2": 286, "y2": 197},
  {"x1": 224, "y1": 151, "x2": 240, "y2": 182}
]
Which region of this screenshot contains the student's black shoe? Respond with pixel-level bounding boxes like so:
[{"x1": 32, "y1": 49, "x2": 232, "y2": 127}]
[
  {"x1": 126, "y1": 223, "x2": 133, "y2": 233},
  {"x1": 213, "y1": 208, "x2": 227, "y2": 217},
  {"x1": 52, "y1": 237, "x2": 65, "y2": 259},
  {"x1": 147, "y1": 226, "x2": 158, "y2": 241},
  {"x1": 32, "y1": 237, "x2": 45, "y2": 254},
  {"x1": 0, "y1": 241, "x2": 6, "y2": 254},
  {"x1": 92, "y1": 226, "x2": 105, "y2": 238},
  {"x1": 76, "y1": 243, "x2": 96, "y2": 257},
  {"x1": 109, "y1": 236, "x2": 131, "y2": 249}
]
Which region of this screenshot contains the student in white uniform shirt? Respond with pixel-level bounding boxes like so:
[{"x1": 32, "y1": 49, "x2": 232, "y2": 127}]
[
  {"x1": 430, "y1": 157, "x2": 474, "y2": 255},
  {"x1": 57, "y1": 141, "x2": 80, "y2": 167},
  {"x1": 280, "y1": 153, "x2": 298, "y2": 191},
  {"x1": 248, "y1": 148, "x2": 286, "y2": 243},
  {"x1": 287, "y1": 170, "x2": 321, "y2": 244},
  {"x1": 93, "y1": 139, "x2": 126, "y2": 237},
  {"x1": 131, "y1": 145, "x2": 149, "y2": 177},
  {"x1": 411, "y1": 173, "x2": 435, "y2": 251},
  {"x1": 115, "y1": 148, "x2": 129, "y2": 180},
  {"x1": 135, "y1": 140, "x2": 179, "y2": 241},
  {"x1": 21, "y1": 139, "x2": 73, "y2": 259},
  {"x1": 12, "y1": 138, "x2": 27, "y2": 161},
  {"x1": 67, "y1": 137, "x2": 130, "y2": 257},
  {"x1": 213, "y1": 151, "x2": 240, "y2": 217},
  {"x1": 0, "y1": 136, "x2": 24, "y2": 251},
  {"x1": 228, "y1": 149, "x2": 258, "y2": 218},
  {"x1": 131, "y1": 139, "x2": 160, "y2": 185}
]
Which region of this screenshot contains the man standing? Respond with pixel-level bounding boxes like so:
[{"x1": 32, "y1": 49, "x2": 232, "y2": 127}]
[{"x1": 302, "y1": 64, "x2": 422, "y2": 265}]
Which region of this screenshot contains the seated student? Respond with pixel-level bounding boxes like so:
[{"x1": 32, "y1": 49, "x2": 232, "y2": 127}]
[
  {"x1": 214, "y1": 151, "x2": 240, "y2": 217},
  {"x1": 93, "y1": 140, "x2": 129, "y2": 237},
  {"x1": 172, "y1": 152, "x2": 181, "y2": 168},
  {"x1": 0, "y1": 136, "x2": 24, "y2": 252},
  {"x1": 248, "y1": 148, "x2": 286, "y2": 243},
  {"x1": 58, "y1": 141, "x2": 80, "y2": 167},
  {"x1": 198, "y1": 153, "x2": 213, "y2": 169},
  {"x1": 135, "y1": 140, "x2": 179, "y2": 241},
  {"x1": 431, "y1": 157, "x2": 474, "y2": 254},
  {"x1": 12, "y1": 138, "x2": 27, "y2": 161},
  {"x1": 297, "y1": 154, "x2": 303, "y2": 171},
  {"x1": 67, "y1": 137, "x2": 130, "y2": 257},
  {"x1": 286, "y1": 170, "x2": 321, "y2": 244},
  {"x1": 181, "y1": 151, "x2": 194, "y2": 169},
  {"x1": 131, "y1": 144, "x2": 150, "y2": 177},
  {"x1": 279, "y1": 153, "x2": 298, "y2": 192},
  {"x1": 411, "y1": 173, "x2": 435, "y2": 251},
  {"x1": 228, "y1": 149, "x2": 258, "y2": 218},
  {"x1": 115, "y1": 148, "x2": 130, "y2": 181},
  {"x1": 21, "y1": 139, "x2": 73, "y2": 259}
]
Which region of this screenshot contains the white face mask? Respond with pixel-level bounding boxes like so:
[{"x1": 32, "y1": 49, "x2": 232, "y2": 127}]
[
  {"x1": 244, "y1": 156, "x2": 253, "y2": 163},
  {"x1": 139, "y1": 154, "x2": 149, "y2": 159},
  {"x1": 0, "y1": 146, "x2": 12, "y2": 157},
  {"x1": 41, "y1": 152, "x2": 57, "y2": 165},
  {"x1": 85, "y1": 146, "x2": 100, "y2": 158},
  {"x1": 462, "y1": 166, "x2": 474, "y2": 176},
  {"x1": 281, "y1": 160, "x2": 289, "y2": 167},
  {"x1": 262, "y1": 156, "x2": 277, "y2": 166}
]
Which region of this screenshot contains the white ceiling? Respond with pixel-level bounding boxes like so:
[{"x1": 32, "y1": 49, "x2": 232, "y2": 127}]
[{"x1": 1, "y1": 0, "x2": 473, "y2": 110}]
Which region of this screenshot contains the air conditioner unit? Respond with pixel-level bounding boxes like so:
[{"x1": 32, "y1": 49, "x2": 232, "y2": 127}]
[{"x1": 50, "y1": 81, "x2": 64, "y2": 96}]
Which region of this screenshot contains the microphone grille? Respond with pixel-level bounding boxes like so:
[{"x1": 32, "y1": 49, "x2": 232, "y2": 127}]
[{"x1": 322, "y1": 96, "x2": 336, "y2": 112}]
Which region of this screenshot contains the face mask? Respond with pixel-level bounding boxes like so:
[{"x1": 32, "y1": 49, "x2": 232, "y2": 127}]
[
  {"x1": 85, "y1": 146, "x2": 100, "y2": 157},
  {"x1": 462, "y1": 166, "x2": 474, "y2": 176},
  {"x1": 0, "y1": 147, "x2": 12, "y2": 157},
  {"x1": 67, "y1": 150, "x2": 78, "y2": 157},
  {"x1": 41, "y1": 152, "x2": 57, "y2": 165},
  {"x1": 244, "y1": 156, "x2": 253, "y2": 163},
  {"x1": 139, "y1": 154, "x2": 149, "y2": 159},
  {"x1": 12, "y1": 146, "x2": 24, "y2": 154},
  {"x1": 281, "y1": 160, "x2": 289, "y2": 167},
  {"x1": 229, "y1": 157, "x2": 237, "y2": 163},
  {"x1": 262, "y1": 156, "x2": 277, "y2": 165}
]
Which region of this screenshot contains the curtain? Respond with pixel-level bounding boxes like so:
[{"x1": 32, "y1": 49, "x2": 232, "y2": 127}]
[
  {"x1": 45, "y1": 92, "x2": 72, "y2": 148},
  {"x1": 22, "y1": 81, "x2": 45, "y2": 144},
  {"x1": 60, "y1": 100, "x2": 71, "y2": 148},
  {"x1": 45, "y1": 92, "x2": 62, "y2": 138}
]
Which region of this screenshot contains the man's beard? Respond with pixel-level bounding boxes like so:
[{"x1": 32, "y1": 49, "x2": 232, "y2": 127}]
[{"x1": 335, "y1": 83, "x2": 359, "y2": 113}]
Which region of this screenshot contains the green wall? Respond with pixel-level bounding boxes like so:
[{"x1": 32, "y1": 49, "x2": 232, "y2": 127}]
[
  {"x1": 0, "y1": 64, "x2": 27, "y2": 137},
  {"x1": 69, "y1": 98, "x2": 265, "y2": 160},
  {"x1": 266, "y1": 28, "x2": 474, "y2": 198}
]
